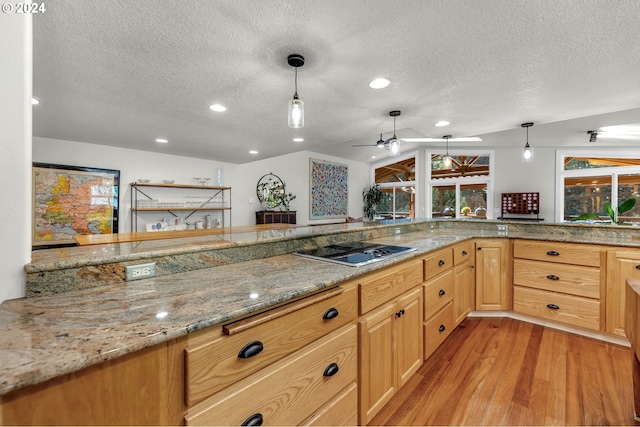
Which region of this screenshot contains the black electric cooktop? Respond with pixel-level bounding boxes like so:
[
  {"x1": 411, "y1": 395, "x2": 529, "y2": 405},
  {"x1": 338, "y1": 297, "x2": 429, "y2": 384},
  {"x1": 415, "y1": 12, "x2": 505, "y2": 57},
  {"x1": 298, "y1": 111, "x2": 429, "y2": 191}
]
[{"x1": 293, "y1": 241, "x2": 417, "y2": 267}]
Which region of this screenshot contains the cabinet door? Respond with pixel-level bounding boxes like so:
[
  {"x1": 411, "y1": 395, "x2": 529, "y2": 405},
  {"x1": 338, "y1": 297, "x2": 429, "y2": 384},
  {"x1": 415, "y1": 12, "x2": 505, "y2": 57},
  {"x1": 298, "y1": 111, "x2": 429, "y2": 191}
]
[
  {"x1": 606, "y1": 249, "x2": 640, "y2": 337},
  {"x1": 358, "y1": 301, "x2": 397, "y2": 425},
  {"x1": 475, "y1": 239, "x2": 510, "y2": 310},
  {"x1": 396, "y1": 287, "x2": 423, "y2": 388},
  {"x1": 453, "y1": 260, "x2": 475, "y2": 325}
]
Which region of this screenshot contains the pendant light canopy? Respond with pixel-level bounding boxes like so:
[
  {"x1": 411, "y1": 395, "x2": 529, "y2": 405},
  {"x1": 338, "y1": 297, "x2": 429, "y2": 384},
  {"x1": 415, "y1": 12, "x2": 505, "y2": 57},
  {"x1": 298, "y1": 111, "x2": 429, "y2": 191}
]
[
  {"x1": 442, "y1": 135, "x2": 453, "y2": 169},
  {"x1": 287, "y1": 54, "x2": 305, "y2": 128},
  {"x1": 521, "y1": 122, "x2": 534, "y2": 162},
  {"x1": 388, "y1": 110, "x2": 401, "y2": 157}
]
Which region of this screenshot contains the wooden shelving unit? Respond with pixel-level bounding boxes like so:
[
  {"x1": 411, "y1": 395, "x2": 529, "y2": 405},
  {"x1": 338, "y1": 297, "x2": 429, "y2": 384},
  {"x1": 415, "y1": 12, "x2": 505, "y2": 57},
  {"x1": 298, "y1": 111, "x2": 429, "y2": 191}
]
[
  {"x1": 130, "y1": 182, "x2": 231, "y2": 232},
  {"x1": 499, "y1": 192, "x2": 543, "y2": 221}
]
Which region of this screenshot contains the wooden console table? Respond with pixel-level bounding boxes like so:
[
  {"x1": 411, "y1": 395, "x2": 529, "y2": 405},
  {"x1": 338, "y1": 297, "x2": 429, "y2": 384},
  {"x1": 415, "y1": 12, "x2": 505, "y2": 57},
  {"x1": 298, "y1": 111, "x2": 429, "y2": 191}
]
[{"x1": 256, "y1": 210, "x2": 297, "y2": 225}]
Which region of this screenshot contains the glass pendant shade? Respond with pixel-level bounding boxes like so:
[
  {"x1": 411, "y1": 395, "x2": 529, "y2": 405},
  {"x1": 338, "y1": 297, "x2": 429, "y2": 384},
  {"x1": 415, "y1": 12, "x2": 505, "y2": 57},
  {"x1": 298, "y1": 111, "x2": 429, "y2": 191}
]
[
  {"x1": 389, "y1": 139, "x2": 400, "y2": 157},
  {"x1": 443, "y1": 154, "x2": 452, "y2": 169},
  {"x1": 522, "y1": 142, "x2": 534, "y2": 162},
  {"x1": 288, "y1": 95, "x2": 304, "y2": 128}
]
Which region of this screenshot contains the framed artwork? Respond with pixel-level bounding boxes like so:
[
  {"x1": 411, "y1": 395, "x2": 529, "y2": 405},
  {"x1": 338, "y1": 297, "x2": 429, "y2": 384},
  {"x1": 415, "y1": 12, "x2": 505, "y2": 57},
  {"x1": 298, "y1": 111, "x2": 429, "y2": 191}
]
[
  {"x1": 309, "y1": 158, "x2": 348, "y2": 219},
  {"x1": 32, "y1": 163, "x2": 120, "y2": 248}
]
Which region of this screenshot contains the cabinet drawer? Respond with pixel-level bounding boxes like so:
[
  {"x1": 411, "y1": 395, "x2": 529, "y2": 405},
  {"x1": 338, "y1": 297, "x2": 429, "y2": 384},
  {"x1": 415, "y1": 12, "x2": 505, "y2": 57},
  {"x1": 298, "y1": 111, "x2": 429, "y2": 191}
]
[
  {"x1": 185, "y1": 324, "x2": 358, "y2": 426},
  {"x1": 513, "y1": 259, "x2": 601, "y2": 299},
  {"x1": 185, "y1": 286, "x2": 357, "y2": 406},
  {"x1": 424, "y1": 302, "x2": 454, "y2": 359},
  {"x1": 360, "y1": 259, "x2": 423, "y2": 314},
  {"x1": 453, "y1": 241, "x2": 474, "y2": 266},
  {"x1": 301, "y1": 382, "x2": 358, "y2": 426},
  {"x1": 513, "y1": 286, "x2": 600, "y2": 331},
  {"x1": 423, "y1": 270, "x2": 453, "y2": 319},
  {"x1": 423, "y1": 249, "x2": 454, "y2": 281},
  {"x1": 513, "y1": 240, "x2": 601, "y2": 267}
]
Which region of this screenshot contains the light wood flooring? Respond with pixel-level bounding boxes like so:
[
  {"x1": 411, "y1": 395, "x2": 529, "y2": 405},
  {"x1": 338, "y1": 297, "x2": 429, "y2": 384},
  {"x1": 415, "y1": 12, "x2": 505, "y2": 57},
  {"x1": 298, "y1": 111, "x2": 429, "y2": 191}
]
[{"x1": 369, "y1": 317, "x2": 638, "y2": 426}]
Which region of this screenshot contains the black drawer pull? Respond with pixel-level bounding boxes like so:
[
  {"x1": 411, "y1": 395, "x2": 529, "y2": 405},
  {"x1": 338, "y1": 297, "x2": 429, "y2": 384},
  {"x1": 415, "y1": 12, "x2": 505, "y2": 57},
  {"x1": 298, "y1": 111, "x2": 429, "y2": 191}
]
[
  {"x1": 438, "y1": 259, "x2": 446, "y2": 266},
  {"x1": 546, "y1": 274, "x2": 560, "y2": 280},
  {"x1": 439, "y1": 324, "x2": 446, "y2": 332},
  {"x1": 547, "y1": 304, "x2": 560, "y2": 310},
  {"x1": 546, "y1": 251, "x2": 560, "y2": 256},
  {"x1": 241, "y1": 413, "x2": 263, "y2": 426},
  {"x1": 396, "y1": 311, "x2": 402, "y2": 317},
  {"x1": 635, "y1": 265, "x2": 640, "y2": 269},
  {"x1": 438, "y1": 289, "x2": 446, "y2": 296},
  {"x1": 238, "y1": 341, "x2": 264, "y2": 359},
  {"x1": 462, "y1": 250, "x2": 468, "y2": 256},
  {"x1": 477, "y1": 247, "x2": 482, "y2": 251},
  {"x1": 323, "y1": 362, "x2": 340, "y2": 377},
  {"x1": 323, "y1": 307, "x2": 339, "y2": 320}
]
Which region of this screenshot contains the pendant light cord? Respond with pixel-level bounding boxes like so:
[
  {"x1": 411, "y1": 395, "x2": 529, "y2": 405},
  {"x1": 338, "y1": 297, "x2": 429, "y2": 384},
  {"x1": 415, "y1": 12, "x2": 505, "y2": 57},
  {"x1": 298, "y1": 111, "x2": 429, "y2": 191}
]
[{"x1": 294, "y1": 67, "x2": 298, "y2": 97}]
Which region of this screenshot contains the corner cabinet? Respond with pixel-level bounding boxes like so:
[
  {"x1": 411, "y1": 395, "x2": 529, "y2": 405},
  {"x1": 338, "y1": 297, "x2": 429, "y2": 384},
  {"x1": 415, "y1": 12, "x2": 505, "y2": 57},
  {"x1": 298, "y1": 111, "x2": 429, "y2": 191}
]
[{"x1": 130, "y1": 182, "x2": 231, "y2": 232}]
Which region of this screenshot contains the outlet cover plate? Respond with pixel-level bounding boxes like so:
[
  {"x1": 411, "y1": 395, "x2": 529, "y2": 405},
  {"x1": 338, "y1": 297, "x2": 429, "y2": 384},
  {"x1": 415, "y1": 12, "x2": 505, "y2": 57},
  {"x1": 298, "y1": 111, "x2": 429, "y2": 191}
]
[{"x1": 125, "y1": 262, "x2": 156, "y2": 281}]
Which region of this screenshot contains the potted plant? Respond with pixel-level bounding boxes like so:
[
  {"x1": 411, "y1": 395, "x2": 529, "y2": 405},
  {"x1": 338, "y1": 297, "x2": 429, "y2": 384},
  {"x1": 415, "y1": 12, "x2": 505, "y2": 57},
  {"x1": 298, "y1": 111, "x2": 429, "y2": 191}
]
[
  {"x1": 363, "y1": 184, "x2": 384, "y2": 220},
  {"x1": 573, "y1": 197, "x2": 636, "y2": 224}
]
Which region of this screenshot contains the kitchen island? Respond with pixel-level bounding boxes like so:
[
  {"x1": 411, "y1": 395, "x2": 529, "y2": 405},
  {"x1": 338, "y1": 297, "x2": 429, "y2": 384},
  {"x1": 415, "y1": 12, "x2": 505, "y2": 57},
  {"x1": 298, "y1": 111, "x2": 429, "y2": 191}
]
[{"x1": 3, "y1": 219, "x2": 640, "y2": 424}]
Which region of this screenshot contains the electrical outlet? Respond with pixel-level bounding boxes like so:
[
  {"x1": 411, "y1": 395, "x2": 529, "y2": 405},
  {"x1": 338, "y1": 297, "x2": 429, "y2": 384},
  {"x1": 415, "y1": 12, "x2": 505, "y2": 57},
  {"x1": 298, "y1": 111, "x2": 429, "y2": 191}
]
[
  {"x1": 395, "y1": 227, "x2": 401, "y2": 235},
  {"x1": 125, "y1": 262, "x2": 156, "y2": 281}
]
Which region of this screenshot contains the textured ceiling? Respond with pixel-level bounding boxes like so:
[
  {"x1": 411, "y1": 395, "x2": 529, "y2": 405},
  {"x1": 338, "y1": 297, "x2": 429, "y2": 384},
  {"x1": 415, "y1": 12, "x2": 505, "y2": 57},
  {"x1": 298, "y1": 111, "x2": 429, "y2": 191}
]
[{"x1": 32, "y1": 0, "x2": 640, "y2": 164}]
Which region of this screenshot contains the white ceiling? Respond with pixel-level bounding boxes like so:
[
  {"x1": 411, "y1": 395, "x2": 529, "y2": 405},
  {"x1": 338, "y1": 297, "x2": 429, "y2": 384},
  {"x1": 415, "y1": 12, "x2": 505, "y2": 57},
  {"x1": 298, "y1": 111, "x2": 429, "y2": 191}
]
[{"x1": 32, "y1": 0, "x2": 640, "y2": 164}]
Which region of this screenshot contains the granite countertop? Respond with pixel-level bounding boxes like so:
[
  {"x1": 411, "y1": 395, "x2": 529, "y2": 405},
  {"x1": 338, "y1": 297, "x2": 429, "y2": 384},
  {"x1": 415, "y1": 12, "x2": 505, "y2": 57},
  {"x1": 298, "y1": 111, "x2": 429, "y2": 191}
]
[{"x1": 4, "y1": 222, "x2": 640, "y2": 397}]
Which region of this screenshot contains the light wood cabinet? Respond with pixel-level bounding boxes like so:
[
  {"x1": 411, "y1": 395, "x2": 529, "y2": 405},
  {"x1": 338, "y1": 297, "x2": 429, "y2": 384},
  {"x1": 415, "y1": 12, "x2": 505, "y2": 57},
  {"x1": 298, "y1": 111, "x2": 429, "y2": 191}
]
[
  {"x1": 453, "y1": 261, "x2": 475, "y2": 326},
  {"x1": 607, "y1": 249, "x2": 640, "y2": 337},
  {"x1": 358, "y1": 286, "x2": 423, "y2": 425},
  {"x1": 475, "y1": 239, "x2": 510, "y2": 310}
]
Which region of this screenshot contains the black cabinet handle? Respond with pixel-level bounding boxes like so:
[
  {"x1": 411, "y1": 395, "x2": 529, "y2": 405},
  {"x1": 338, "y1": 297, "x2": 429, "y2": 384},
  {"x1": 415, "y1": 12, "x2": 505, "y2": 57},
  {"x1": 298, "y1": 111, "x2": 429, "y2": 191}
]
[
  {"x1": 546, "y1": 274, "x2": 560, "y2": 280},
  {"x1": 323, "y1": 362, "x2": 340, "y2": 377},
  {"x1": 462, "y1": 250, "x2": 468, "y2": 256},
  {"x1": 547, "y1": 304, "x2": 560, "y2": 310},
  {"x1": 477, "y1": 247, "x2": 482, "y2": 251},
  {"x1": 241, "y1": 413, "x2": 263, "y2": 426},
  {"x1": 438, "y1": 259, "x2": 446, "y2": 266},
  {"x1": 400, "y1": 309, "x2": 405, "y2": 315},
  {"x1": 438, "y1": 289, "x2": 446, "y2": 296},
  {"x1": 323, "y1": 307, "x2": 339, "y2": 320},
  {"x1": 396, "y1": 311, "x2": 402, "y2": 318},
  {"x1": 439, "y1": 324, "x2": 446, "y2": 332},
  {"x1": 238, "y1": 341, "x2": 264, "y2": 359},
  {"x1": 546, "y1": 251, "x2": 560, "y2": 256},
  {"x1": 635, "y1": 265, "x2": 640, "y2": 269}
]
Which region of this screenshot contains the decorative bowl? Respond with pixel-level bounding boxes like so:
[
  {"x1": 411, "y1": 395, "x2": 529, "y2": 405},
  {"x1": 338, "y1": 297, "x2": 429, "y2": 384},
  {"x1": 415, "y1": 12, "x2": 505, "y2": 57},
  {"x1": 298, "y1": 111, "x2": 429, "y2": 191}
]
[
  {"x1": 138, "y1": 179, "x2": 151, "y2": 183},
  {"x1": 163, "y1": 179, "x2": 175, "y2": 184}
]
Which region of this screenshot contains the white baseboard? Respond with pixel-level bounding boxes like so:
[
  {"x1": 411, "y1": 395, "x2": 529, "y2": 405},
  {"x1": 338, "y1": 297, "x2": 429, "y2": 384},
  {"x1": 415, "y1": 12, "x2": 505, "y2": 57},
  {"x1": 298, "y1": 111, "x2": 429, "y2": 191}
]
[{"x1": 467, "y1": 310, "x2": 630, "y2": 347}]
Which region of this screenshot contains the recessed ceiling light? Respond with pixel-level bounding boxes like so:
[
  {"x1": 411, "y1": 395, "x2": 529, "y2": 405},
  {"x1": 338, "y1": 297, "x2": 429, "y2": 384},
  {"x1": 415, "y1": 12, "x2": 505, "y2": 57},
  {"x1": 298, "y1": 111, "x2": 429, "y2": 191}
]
[
  {"x1": 371, "y1": 155, "x2": 377, "y2": 159},
  {"x1": 435, "y1": 120, "x2": 450, "y2": 127},
  {"x1": 31, "y1": 97, "x2": 40, "y2": 105},
  {"x1": 293, "y1": 137, "x2": 304, "y2": 142},
  {"x1": 209, "y1": 104, "x2": 227, "y2": 112},
  {"x1": 155, "y1": 138, "x2": 168, "y2": 143},
  {"x1": 249, "y1": 150, "x2": 259, "y2": 154},
  {"x1": 369, "y1": 78, "x2": 391, "y2": 89}
]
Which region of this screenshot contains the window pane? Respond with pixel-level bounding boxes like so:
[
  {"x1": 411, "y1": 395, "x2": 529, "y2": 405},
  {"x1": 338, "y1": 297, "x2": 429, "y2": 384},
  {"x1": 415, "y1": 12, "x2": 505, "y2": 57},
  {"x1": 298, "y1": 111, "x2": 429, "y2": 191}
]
[
  {"x1": 377, "y1": 189, "x2": 393, "y2": 218},
  {"x1": 431, "y1": 155, "x2": 490, "y2": 179},
  {"x1": 618, "y1": 174, "x2": 640, "y2": 222},
  {"x1": 375, "y1": 158, "x2": 415, "y2": 183},
  {"x1": 395, "y1": 186, "x2": 414, "y2": 219},
  {"x1": 564, "y1": 157, "x2": 640, "y2": 170},
  {"x1": 564, "y1": 175, "x2": 612, "y2": 221},
  {"x1": 460, "y1": 184, "x2": 487, "y2": 219},
  {"x1": 432, "y1": 185, "x2": 456, "y2": 218}
]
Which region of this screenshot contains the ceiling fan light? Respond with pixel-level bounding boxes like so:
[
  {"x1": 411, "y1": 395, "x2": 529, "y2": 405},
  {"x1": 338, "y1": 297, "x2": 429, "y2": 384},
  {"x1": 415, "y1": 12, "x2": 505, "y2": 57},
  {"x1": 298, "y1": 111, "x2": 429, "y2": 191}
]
[{"x1": 389, "y1": 139, "x2": 400, "y2": 157}]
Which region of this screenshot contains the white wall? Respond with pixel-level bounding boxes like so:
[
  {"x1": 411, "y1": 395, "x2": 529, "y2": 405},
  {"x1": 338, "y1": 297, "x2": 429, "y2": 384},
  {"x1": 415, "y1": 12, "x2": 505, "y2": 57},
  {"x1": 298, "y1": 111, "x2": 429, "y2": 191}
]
[
  {"x1": 235, "y1": 151, "x2": 370, "y2": 226},
  {"x1": 0, "y1": 14, "x2": 32, "y2": 303}
]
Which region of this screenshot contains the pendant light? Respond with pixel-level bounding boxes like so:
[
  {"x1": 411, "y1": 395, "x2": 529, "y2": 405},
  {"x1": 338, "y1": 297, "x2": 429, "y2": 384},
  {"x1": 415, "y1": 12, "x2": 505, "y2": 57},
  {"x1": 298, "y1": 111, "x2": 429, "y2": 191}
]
[
  {"x1": 287, "y1": 54, "x2": 305, "y2": 128},
  {"x1": 388, "y1": 110, "x2": 401, "y2": 157},
  {"x1": 442, "y1": 135, "x2": 452, "y2": 169},
  {"x1": 521, "y1": 122, "x2": 534, "y2": 162}
]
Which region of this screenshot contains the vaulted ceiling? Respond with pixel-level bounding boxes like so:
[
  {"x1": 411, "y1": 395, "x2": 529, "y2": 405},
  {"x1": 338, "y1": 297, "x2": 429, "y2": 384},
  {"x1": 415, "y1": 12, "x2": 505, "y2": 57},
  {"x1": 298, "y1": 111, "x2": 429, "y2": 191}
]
[{"x1": 32, "y1": 0, "x2": 640, "y2": 164}]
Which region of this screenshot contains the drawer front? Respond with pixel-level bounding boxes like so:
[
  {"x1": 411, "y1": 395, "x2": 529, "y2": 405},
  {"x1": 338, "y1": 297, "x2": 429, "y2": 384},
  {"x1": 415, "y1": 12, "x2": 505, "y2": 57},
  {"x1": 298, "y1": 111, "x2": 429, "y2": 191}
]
[
  {"x1": 513, "y1": 259, "x2": 601, "y2": 299},
  {"x1": 302, "y1": 382, "x2": 358, "y2": 426},
  {"x1": 424, "y1": 249, "x2": 454, "y2": 281},
  {"x1": 360, "y1": 259, "x2": 423, "y2": 314},
  {"x1": 424, "y1": 302, "x2": 454, "y2": 359},
  {"x1": 185, "y1": 286, "x2": 357, "y2": 406},
  {"x1": 453, "y1": 241, "x2": 474, "y2": 266},
  {"x1": 185, "y1": 324, "x2": 358, "y2": 426},
  {"x1": 513, "y1": 286, "x2": 600, "y2": 331},
  {"x1": 423, "y1": 270, "x2": 453, "y2": 319},
  {"x1": 513, "y1": 240, "x2": 601, "y2": 267}
]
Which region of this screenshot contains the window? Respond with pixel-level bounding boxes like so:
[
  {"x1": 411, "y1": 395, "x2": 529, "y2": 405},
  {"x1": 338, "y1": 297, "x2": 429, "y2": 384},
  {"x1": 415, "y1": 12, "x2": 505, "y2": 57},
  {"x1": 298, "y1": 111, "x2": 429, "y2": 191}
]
[
  {"x1": 557, "y1": 152, "x2": 640, "y2": 223},
  {"x1": 427, "y1": 150, "x2": 493, "y2": 219},
  {"x1": 372, "y1": 154, "x2": 417, "y2": 220}
]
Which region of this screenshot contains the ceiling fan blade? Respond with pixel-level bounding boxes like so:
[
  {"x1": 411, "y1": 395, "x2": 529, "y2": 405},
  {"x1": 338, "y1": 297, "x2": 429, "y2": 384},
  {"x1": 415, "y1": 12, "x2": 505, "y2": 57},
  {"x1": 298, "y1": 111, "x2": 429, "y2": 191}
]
[
  {"x1": 401, "y1": 137, "x2": 483, "y2": 143},
  {"x1": 352, "y1": 144, "x2": 381, "y2": 147}
]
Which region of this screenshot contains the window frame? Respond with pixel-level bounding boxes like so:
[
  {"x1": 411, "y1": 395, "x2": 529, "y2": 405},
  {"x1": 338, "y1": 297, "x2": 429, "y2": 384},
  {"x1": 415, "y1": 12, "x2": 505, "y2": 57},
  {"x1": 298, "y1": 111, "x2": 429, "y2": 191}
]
[
  {"x1": 370, "y1": 151, "x2": 419, "y2": 219},
  {"x1": 425, "y1": 149, "x2": 494, "y2": 219}
]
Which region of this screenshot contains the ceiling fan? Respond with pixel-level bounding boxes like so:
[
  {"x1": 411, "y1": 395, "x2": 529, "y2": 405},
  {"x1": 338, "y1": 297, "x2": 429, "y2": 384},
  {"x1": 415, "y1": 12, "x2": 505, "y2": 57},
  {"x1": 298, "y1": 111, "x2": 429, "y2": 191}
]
[{"x1": 352, "y1": 110, "x2": 402, "y2": 156}]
